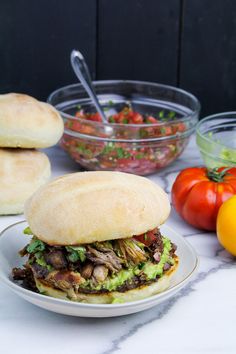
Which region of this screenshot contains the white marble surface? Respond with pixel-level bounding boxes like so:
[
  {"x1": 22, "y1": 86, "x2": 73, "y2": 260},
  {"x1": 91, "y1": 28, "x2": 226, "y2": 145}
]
[{"x1": 0, "y1": 136, "x2": 236, "y2": 354}]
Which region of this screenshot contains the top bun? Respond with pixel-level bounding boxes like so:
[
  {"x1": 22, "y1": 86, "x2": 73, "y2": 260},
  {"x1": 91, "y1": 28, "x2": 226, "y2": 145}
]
[
  {"x1": 25, "y1": 171, "x2": 170, "y2": 245},
  {"x1": 0, "y1": 93, "x2": 64, "y2": 148}
]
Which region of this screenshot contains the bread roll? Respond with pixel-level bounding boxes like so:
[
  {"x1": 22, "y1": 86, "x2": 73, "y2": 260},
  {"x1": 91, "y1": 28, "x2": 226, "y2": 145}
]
[
  {"x1": 25, "y1": 171, "x2": 170, "y2": 245},
  {"x1": 0, "y1": 149, "x2": 51, "y2": 215},
  {"x1": 0, "y1": 93, "x2": 64, "y2": 148}
]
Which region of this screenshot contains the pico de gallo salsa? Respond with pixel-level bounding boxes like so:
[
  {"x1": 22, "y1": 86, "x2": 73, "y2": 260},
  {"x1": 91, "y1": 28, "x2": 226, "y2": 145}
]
[{"x1": 61, "y1": 105, "x2": 189, "y2": 175}]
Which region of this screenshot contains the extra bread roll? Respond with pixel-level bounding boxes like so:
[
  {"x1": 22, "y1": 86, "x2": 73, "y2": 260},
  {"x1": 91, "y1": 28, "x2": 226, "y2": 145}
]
[
  {"x1": 0, "y1": 149, "x2": 51, "y2": 215},
  {"x1": 25, "y1": 171, "x2": 170, "y2": 245},
  {"x1": 0, "y1": 93, "x2": 64, "y2": 148}
]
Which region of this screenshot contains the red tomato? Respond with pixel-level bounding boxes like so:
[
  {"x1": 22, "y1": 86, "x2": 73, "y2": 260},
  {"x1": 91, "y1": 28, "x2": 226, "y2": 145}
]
[
  {"x1": 70, "y1": 120, "x2": 94, "y2": 135},
  {"x1": 88, "y1": 113, "x2": 102, "y2": 122},
  {"x1": 162, "y1": 126, "x2": 172, "y2": 135},
  {"x1": 171, "y1": 167, "x2": 236, "y2": 231},
  {"x1": 114, "y1": 113, "x2": 126, "y2": 123},
  {"x1": 146, "y1": 116, "x2": 157, "y2": 124},
  {"x1": 134, "y1": 229, "x2": 158, "y2": 246},
  {"x1": 131, "y1": 112, "x2": 144, "y2": 124},
  {"x1": 177, "y1": 122, "x2": 186, "y2": 132},
  {"x1": 171, "y1": 123, "x2": 186, "y2": 134},
  {"x1": 70, "y1": 121, "x2": 82, "y2": 131}
]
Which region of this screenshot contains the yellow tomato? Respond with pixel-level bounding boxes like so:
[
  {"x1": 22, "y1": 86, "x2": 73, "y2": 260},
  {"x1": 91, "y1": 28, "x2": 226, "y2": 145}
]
[{"x1": 217, "y1": 195, "x2": 236, "y2": 256}]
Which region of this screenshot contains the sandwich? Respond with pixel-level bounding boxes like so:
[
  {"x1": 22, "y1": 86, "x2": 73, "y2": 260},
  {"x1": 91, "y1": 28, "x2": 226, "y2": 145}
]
[{"x1": 12, "y1": 171, "x2": 178, "y2": 304}]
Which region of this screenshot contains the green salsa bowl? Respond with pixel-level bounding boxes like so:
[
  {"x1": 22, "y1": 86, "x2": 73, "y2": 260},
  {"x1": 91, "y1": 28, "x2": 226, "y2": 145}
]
[{"x1": 196, "y1": 112, "x2": 236, "y2": 168}]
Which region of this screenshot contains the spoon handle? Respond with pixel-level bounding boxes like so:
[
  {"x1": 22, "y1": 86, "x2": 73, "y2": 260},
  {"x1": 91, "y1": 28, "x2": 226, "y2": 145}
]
[{"x1": 70, "y1": 50, "x2": 107, "y2": 123}]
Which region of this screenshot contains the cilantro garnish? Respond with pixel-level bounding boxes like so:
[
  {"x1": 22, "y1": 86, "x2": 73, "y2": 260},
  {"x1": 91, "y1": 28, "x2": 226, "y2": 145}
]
[
  {"x1": 66, "y1": 246, "x2": 86, "y2": 262},
  {"x1": 27, "y1": 238, "x2": 45, "y2": 254}
]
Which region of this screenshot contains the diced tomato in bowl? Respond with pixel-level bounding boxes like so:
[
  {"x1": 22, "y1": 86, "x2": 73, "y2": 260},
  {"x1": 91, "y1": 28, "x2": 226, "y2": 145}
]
[
  {"x1": 48, "y1": 80, "x2": 200, "y2": 175},
  {"x1": 61, "y1": 106, "x2": 191, "y2": 175}
]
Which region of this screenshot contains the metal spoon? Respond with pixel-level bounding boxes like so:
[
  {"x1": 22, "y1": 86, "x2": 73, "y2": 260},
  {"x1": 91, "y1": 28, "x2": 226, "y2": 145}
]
[{"x1": 70, "y1": 49, "x2": 108, "y2": 124}]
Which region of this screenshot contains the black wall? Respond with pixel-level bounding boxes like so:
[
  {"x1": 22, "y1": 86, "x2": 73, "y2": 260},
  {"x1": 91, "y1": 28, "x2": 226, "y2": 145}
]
[{"x1": 1, "y1": 0, "x2": 236, "y2": 117}]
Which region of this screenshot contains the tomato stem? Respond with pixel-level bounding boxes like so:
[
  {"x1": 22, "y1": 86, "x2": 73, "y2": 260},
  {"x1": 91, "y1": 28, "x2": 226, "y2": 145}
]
[{"x1": 207, "y1": 167, "x2": 232, "y2": 182}]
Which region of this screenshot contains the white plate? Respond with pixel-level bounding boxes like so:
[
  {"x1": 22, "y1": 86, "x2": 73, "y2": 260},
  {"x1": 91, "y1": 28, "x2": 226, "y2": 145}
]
[{"x1": 0, "y1": 221, "x2": 198, "y2": 317}]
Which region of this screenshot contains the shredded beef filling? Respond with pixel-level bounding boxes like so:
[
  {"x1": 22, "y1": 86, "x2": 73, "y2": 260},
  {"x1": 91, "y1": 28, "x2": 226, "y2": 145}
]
[
  {"x1": 86, "y1": 246, "x2": 122, "y2": 272},
  {"x1": 44, "y1": 250, "x2": 68, "y2": 270},
  {"x1": 12, "y1": 266, "x2": 37, "y2": 292},
  {"x1": 12, "y1": 227, "x2": 177, "y2": 295}
]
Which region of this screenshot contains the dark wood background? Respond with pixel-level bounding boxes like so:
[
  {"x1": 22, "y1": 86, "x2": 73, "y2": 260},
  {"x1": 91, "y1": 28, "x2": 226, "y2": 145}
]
[{"x1": 1, "y1": 0, "x2": 236, "y2": 117}]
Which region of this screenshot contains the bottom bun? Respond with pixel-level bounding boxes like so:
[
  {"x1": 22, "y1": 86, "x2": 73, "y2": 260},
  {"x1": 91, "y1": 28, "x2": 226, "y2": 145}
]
[{"x1": 35, "y1": 257, "x2": 179, "y2": 304}]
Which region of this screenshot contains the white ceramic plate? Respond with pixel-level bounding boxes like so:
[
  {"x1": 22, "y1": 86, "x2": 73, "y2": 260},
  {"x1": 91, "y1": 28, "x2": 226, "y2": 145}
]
[{"x1": 0, "y1": 221, "x2": 198, "y2": 317}]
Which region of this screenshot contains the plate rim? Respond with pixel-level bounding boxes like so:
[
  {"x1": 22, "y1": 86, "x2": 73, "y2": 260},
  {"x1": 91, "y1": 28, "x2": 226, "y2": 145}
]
[{"x1": 0, "y1": 220, "x2": 199, "y2": 309}]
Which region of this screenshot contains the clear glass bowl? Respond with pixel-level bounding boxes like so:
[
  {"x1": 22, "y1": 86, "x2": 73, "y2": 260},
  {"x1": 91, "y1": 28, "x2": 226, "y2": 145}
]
[
  {"x1": 48, "y1": 80, "x2": 200, "y2": 175},
  {"x1": 196, "y1": 112, "x2": 236, "y2": 168}
]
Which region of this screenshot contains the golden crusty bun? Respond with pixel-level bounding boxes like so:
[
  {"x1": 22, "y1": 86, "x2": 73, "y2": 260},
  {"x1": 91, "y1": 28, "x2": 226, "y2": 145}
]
[
  {"x1": 25, "y1": 171, "x2": 170, "y2": 245},
  {"x1": 35, "y1": 257, "x2": 178, "y2": 304},
  {"x1": 0, "y1": 93, "x2": 64, "y2": 148},
  {"x1": 0, "y1": 148, "x2": 51, "y2": 215}
]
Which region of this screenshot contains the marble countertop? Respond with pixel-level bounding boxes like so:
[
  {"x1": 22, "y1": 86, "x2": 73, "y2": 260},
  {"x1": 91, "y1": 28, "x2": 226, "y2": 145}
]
[{"x1": 0, "y1": 136, "x2": 235, "y2": 354}]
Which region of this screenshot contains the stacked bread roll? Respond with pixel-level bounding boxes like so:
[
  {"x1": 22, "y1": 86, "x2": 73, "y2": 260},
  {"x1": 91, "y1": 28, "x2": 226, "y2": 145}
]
[{"x1": 0, "y1": 93, "x2": 64, "y2": 215}]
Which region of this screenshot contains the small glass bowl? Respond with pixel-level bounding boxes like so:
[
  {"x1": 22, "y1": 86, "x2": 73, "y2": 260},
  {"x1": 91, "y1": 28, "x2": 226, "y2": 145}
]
[
  {"x1": 196, "y1": 112, "x2": 236, "y2": 168},
  {"x1": 48, "y1": 80, "x2": 200, "y2": 175}
]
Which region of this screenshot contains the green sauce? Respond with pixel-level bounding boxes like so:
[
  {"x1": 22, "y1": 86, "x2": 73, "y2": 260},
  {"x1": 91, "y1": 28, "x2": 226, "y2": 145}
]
[
  {"x1": 81, "y1": 237, "x2": 174, "y2": 291},
  {"x1": 142, "y1": 237, "x2": 172, "y2": 280}
]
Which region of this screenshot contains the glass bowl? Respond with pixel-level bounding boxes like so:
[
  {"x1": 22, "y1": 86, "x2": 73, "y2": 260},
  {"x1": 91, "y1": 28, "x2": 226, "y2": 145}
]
[
  {"x1": 48, "y1": 80, "x2": 200, "y2": 175},
  {"x1": 196, "y1": 112, "x2": 236, "y2": 168}
]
